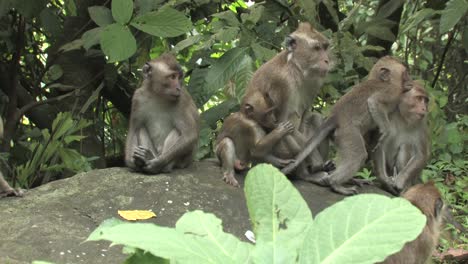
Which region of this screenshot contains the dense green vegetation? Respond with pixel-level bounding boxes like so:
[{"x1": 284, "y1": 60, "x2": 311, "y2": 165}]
[{"x1": 0, "y1": 0, "x2": 466, "y2": 259}]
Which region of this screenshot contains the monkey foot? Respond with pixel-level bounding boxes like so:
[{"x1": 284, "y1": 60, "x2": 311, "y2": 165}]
[
  {"x1": 351, "y1": 178, "x2": 373, "y2": 187},
  {"x1": 223, "y1": 173, "x2": 240, "y2": 188},
  {"x1": 322, "y1": 160, "x2": 336, "y2": 172},
  {"x1": 331, "y1": 184, "x2": 358, "y2": 196},
  {"x1": 300, "y1": 172, "x2": 331, "y2": 186},
  {"x1": 234, "y1": 160, "x2": 247, "y2": 171},
  {"x1": 0, "y1": 188, "x2": 24, "y2": 198}
]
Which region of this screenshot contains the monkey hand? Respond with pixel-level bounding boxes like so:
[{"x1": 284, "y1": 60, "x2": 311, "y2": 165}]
[
  {"x1": 223, "y1": 172, "x2": 240, "y2": 187},
  {"x1": 276, "y1": 121, "x2": 295, "y2": 135},
  {"x1": 143, "y1": 157, "x2": 166, "y2": 173},
  {"x1": 322, "y1": 160, "x2": 336, "y2": 172},
  {"x1": 0, "y1": 187, "x2": 24, "y2": 198}
]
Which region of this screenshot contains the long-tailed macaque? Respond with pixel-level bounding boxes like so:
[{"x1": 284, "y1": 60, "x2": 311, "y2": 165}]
[
  {"x1": 373, "y1": 81, "x2": 430, "y2": 194},
  {"x1": 282, "y1": 56, "x2": 412, "y2": 195},
  {"x1": 380, "y1": 183, "x2": 444, "y2": 264},
  {"x1": 0, "y1": 118, "x2": 23, "y2": 198},
  {"x1": 242, "y1": 22, "x2": 332, "y2": 178},
  {"x1": 125, "y1": 54, "x2": 200, "y2": 174},
  {"x1": 215, "y1": 91, "x2": 295, "y2": 187}
]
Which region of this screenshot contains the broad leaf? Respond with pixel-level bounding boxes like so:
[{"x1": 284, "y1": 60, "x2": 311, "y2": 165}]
[
  {"x1": 376, "y1": 0, "x2": 404, "y2": 19},
  {"x1": 112, "y1": 0, "x2": 133, "y2": 25},
  {"x1": 88, "y1": 216, "x2": 247, "y2": 264},
  {"x1": 204, "y1": 47, "x2": 249, "y2": 101},
  {"x1": 173, "y1": 35, "x2": 204, "y2": 52},
  {"x1": 176, "y1": 210, "x2": 252, "y2": 264},
  {"x1": 88, "y1": 6, "x2": 114, "y2": 27},
  {"x1": 131, "y1": 7, "x2": 192, "y2": 37},
  {"x1": 440, "y1": 0, "x2": 468, "y2": 34},
  {"x1": 39, "y1": 7, "x2": 62, "y2": 37},
  {"x1": 245, "y1": 164, "x2": 313, "y2": 263},
  {"x1": 100, "y1": 23, "x2": 137, "y2": 62},
  {"x1": 302, "y1": 194, "x2": 426, "y2": 264},
  {"x1": 82, "y1": 27, "x2": 103, "y2": 50},
  {"x1": 297, "y1": 0, "x2": 316, "y2": 21},
  {"x1": 252, "y1": 241, "x2": 293, "y2": 264}
]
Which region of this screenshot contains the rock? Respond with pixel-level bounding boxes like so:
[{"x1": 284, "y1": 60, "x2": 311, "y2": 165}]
[{"x1": 0, "y1": 160, "x2": 389, "y2": 264}]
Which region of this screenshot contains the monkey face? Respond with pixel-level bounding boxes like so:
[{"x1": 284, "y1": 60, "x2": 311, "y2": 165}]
[
  {"x1": 399, "y1": 84, "x2": 429, "y2": 124},
  {"x1": 144, "y1": 56, "x2": 184, "y2": 101},
  {"x1": 258, "y1": 109, "x2": 278, "y2": 129}
]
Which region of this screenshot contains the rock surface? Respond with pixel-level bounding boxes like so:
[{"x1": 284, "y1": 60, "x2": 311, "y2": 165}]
[{"x1": 0, "y1": 160, "x2": 388, "y2": 264}]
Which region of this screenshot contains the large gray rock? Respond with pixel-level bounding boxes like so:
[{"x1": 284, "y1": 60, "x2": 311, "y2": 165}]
[{"x1": 0, "y1": 160, "x2": 388, "y2": 264}]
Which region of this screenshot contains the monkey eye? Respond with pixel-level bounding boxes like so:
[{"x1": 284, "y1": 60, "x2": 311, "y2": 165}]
[
  {"x1": 313, "y1": 45, "x2": 321, "y2": 51},
  {"x1": 323, "y1": 43, "x2": 329, "y2": 50},
  {"x1": 169, "y1": 73, "x2": 178, "y2": 80}
]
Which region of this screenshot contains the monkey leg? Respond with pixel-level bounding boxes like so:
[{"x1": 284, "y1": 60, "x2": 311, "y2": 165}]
[
  {"x1": 328, "y1": 128, "x2": 368, "y2": 195},
  {"x1": 215, "y1": 138, "x2": 240, "y2": 187},
  {"x1": 0, "y1": 173, "x2": 23, "y2": 198}
]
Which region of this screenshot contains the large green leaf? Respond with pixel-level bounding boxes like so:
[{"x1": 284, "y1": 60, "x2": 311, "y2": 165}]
[
  {"x1": 244, "y1": 164, "x2": 313, "y2": 263},
  {"x1": 100, "y1": 23, "x2": 137, "y2": 62},
  {"x1": 131, "y1": 7, "x2": 192, "y2": 37},
  {"x1": 300, "y1": 194, "x2": 426, "y2": 264},
  {"x1": 112, "y1": 0, "x2": 133, "y2": 25},
  {"x1": 88, "y1": 6, "x2": 114, "y2": 27},
  {"x1": 376, "y1": 0, "x2": 404, "y2": 19},
  {"x1": 204, "y1": 47, "x2": 249, "y2": 101},
  {"x1": 88, "y1": 213, "x2": 252, "y2": 264},
  {"x1": 440, "y1": 0, "x2": 468, "y2": 34},
  {"x1": 175, "y1": 210, "x2": 252, "y2": 264}
]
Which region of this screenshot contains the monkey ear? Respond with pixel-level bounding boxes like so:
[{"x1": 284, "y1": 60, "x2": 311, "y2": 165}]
[
  {"x1": 142, "y1": 63, "x2": 151, "y2": 79},
  {"x1": 286, "y1": 36, "x2": 297, "y2": 51},
  {"x1": 434, "y1": 198, "x2": 444, "y2": 218},
  {"x1": 378, "y1": 67, "x2": 391, "y2": 82}
]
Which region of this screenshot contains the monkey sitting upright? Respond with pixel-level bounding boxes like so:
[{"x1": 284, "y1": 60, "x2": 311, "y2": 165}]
[
  {"x1": 125, "y1": 53, "x2": 200, "y2": 174},
  {"x1": 372, "y1": 81, "x2": 430, "y2": 194},
  {"x1": 242, "y1": 22, "x2": 332, "y2": 179},
  {"x1": 0, "y1": 118, "x2": 23, "y2": 198},
  {"x1": 215, "y1": 91, "x2": 295, "y2": 187},
  {"x1": 282, "y1": 56, "x2": 413, "y2": 195},
  {"x1": 380, "y1": 182, "x2": 445, "y2": 264}
]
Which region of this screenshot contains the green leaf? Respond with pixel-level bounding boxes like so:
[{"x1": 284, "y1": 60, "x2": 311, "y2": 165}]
[
  {"x1": 82, "y1": 27, "x2": 103, "y2": 50},
  {"x1": 212, "y1": 11, "x2": 240, "y2": 27},
  {"x1": 131, "y1": 7, "x2": 192, "y2": 37},
  {"x1": 204, "y1": 47, "x2": 249, "y2": 101},
  {"x1": 46, "y1": 64, "x2": 63, "y2": 82},
  {"x1": 297, "y1": 0, "x2": 316, "y2": 21},
  {"x1": 252, "y1": 241, "x2": 292, "y2": 264},
  {"x1": 64, "y1": 0, "x2": 77, "y2": 16},
  {"x1": 376, "y1": 0, "x2": 404, "y2": 18},
  {"x1": 242, "y1": 5, "x2": 264, "y2": 26},
  {"x1": 366, "y1": 26, "x2": 396, "y2": 42},
  {"x1": 463, "y1": 26, "x2": 468, "y2": 52},
  {"x1": 200, "y1": 98, "x2": 239, "y2": 128},
  {"x1": 100, "y1": 23, "x2": 137, "y2": 62},
  {"x1": 440, "y1": 0, "x2": 468, "y2": 34},
  {"x1": 88, "y1": 6, "x2": 114, "y2": 27},
  {"x1": 39, "y1": 7, "x2": 62, "y2": 37},
  {"x1": 175, "y1": 210, "x2": 252, "y2": 263},
  {"x1": 244, "y1": 164, "x2": 313, "y2": 262},
  {"x1": 14, "y1": 0, "x2": 46, "y2": 18},
  {"x1": 87, "y1": 220, "x2": 234, "y2": 263},
  {"x1": 173, "y1": 35, "x2": 204, "y2": 53},
  {"x1": 401, "y1": 8, "x2": 436, "y2": 34},
  {"x1": 112, "y1": 0, "x2": 133, "y2": 25},
  {"x1": 59, "y1": 39, "x2": 84, "y2": 52},
  {"x1": 304, "y1": 194, "x2": 426, "y2": 264},
  {"x1": 251, "y1": 43, "x2": 276, "y2": 62},
  {"x1": 214, "y1": 27, "x2": 239, "y2": 42}
]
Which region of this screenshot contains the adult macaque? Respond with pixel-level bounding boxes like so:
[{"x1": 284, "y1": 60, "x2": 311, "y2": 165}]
[
  {"x1": 282, "y1": 56, "x2": 412, "y2": 195},
  {"x1": 215, "y1": 91, "x2": 295, "y2": 187},
  {"x1": 373, "y1": 82, "x2": 430, "y2": 194},
  {"x1": 125, "y1": 54, "x2": 200, "y2": 174},
  {"x1": 242, "y1": 22, "x2": 332, "y2": 178},
  {"x1": 0, "y1": 118, "x2": 23, "y2": 198},
  {"x1": 381, "y1": 183, "x2": 444, "y2": 264}
]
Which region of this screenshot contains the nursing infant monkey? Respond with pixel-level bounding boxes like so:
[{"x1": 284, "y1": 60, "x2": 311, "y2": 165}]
[
  {"x1": 125, "y1": 54, "x2": 200, "y2": 174},
  {"x1": 216, "y1": 22, "x2": 334, "y2": 187}
]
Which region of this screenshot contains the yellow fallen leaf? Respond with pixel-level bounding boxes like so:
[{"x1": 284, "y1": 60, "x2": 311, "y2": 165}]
[{"x1": 118, "y1": 210, "x2": 156, "y2": 221}]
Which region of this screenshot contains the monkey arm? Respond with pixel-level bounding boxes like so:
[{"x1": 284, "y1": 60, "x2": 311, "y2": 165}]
[
  {"x1": 394, "y1": 148, "x2": 427, "y2": 191},
  {"x1": 251, "y1": 121, "x2": 294, "y2": 159}
]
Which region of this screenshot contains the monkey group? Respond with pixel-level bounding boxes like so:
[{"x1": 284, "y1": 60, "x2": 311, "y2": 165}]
[{"x1": 124, "y1": 22, "x2": 432, "y2": 198}]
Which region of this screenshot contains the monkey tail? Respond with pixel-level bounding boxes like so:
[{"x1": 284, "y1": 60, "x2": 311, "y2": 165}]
[{"x1": 281, "y1": 117, "x2": 336, "y2": 175}]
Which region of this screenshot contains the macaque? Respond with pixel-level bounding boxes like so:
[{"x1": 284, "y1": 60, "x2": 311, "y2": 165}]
[
  {"x1": 381, "y1": 183, "x2": 444, "y2": 264},
  {"x1": 282, "y1": 56, "x2": 412, "y2": 195},
  {"x1": 215, "y1": 91, "x2": 295, "y2": 187},
  {"x1": 373, "y1": 81, "x2": 430, "y2": 194},
  {"x1": 125, "y1": 53, "x2": 200, "y2": 174},
  {"x1": 0, "y1": 118, "x2": 23, "y2": 198},
  {"x1": 242, "y1": 22, "x2": 332, "y2": 178}
]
